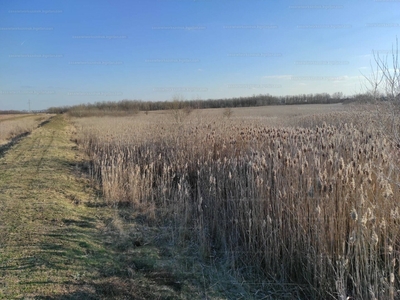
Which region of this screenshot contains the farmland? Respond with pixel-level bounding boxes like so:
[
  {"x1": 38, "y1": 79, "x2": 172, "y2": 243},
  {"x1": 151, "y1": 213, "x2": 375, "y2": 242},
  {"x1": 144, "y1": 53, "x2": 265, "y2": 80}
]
[{"x1": 70, "y1": 103, "x2": 400, "y2": 299}]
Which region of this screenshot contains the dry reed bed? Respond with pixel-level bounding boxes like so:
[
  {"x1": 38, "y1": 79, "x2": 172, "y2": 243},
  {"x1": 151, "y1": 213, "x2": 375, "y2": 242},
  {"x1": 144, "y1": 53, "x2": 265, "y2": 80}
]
[{"x1": 73, "y1": 110, "x2": 400, "y2": 299}]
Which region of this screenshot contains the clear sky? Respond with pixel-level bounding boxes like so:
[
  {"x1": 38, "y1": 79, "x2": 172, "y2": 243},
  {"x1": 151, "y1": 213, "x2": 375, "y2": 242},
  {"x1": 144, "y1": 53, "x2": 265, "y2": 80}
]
[{"x1": 1, "y1": 0, "x2": 399, "y2": 110}]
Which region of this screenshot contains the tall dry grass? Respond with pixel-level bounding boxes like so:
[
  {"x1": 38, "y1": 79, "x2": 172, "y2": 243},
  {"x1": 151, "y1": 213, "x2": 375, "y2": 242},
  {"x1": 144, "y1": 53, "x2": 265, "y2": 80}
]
[
  {"x1": 0, "y1": 115, "x2": 51, "y2": 145},
  {"x1": 73, "y1": 107, "x2": 400, "y2": 299}
]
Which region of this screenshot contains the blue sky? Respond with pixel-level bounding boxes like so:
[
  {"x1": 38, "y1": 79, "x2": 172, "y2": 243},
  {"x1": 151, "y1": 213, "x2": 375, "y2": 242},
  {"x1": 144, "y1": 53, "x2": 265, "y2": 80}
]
[{"x1": 0, "y1": 0, "x2": 399, "y2": 110}]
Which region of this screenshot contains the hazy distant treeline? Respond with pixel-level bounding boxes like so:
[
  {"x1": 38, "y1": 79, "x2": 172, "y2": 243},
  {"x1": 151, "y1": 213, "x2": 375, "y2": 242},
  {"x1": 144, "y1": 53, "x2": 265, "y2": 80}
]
[
  {"x1": 0, "y1": 110, "x2": 27, "y2": 115},
  {"x1": 46, "y1": 92, "x2": 374, "y2": 116}
]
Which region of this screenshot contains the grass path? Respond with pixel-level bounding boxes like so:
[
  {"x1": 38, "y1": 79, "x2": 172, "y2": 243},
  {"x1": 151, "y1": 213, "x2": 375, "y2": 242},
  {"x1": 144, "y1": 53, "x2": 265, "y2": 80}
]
[
  {"x1": 0, "y1": 115, "x2": 190, "y2": 299},
  {"x1": 0, "y1": 115, "x2": 113, "y2": 298}
]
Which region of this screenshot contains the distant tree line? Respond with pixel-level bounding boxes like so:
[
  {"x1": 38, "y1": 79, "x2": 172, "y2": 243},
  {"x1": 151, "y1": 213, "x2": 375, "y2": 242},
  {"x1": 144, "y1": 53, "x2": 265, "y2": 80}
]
[
  {"x1": 46, "y1": 92, "x2": 381, "y2": 116},
  {"x1": 0, "y1": 110, "x2": 28, "y2": 114}
]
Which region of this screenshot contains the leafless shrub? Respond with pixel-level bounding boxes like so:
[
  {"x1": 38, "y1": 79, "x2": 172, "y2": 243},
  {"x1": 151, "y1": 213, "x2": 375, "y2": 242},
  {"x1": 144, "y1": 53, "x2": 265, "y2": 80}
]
[{"x1": 223, "y1": 107, "x2": 233, "y2": 119}]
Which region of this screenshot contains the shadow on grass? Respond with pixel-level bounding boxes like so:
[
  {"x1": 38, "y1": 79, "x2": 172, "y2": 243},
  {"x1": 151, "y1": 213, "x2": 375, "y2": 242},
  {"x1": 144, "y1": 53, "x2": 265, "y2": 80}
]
[
  {"x1": 5, "y1": 212, "x2": 185, "y2": 299},
  {"x1": 62, "y1": 218, "x2": 96, "y2": 228},
  {"x1": 0, "y1": 131, "x2": 30, "y2": 158},
  {"x1": 37, "y1": 117, "x2": 52, "y2": 128},
  {"x1": 0, "y1": 116, "x2": 53, "y2": 159},
  {"x1": 34, "y1": 292, "x2": 98, "y2": 300},
  {"x1": 8, "y1": 142, "x2": 187, "y2": 298}
]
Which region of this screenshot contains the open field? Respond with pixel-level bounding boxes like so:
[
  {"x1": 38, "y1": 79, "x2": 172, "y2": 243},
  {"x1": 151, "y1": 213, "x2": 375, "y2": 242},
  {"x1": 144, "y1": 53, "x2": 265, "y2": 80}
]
[
  {"x1": 1, "y1": 104, "x2": 400, "y2": 299},
  {"x1": 0, "y1": 114, "x2": 23, "y2": 121},
  {"x1": 71, "y1": 103, "x2": 400, "y2": 299},
  {"x1": 118, "y1": 103, "x2": 346, "y2": 121},
  {"x1": 189, "y1": 103, "x2": 346, "y2": 119},
  {"x1": 0, "y1": 114, "x2": 53, "y2": 146},
  {"x1": 0, "y1": 114, "x2": 44, "y2": 122}
]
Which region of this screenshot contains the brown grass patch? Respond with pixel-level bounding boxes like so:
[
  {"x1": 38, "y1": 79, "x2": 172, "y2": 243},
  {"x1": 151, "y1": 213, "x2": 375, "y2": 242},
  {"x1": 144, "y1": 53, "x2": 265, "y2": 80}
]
[{"x1": 72, "y1": 104, "x2": 400, "y2": 299}]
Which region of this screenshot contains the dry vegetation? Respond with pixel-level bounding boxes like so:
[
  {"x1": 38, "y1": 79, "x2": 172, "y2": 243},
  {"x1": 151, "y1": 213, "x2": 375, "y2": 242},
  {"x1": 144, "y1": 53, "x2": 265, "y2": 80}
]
[
  {"x1": 0, "y1": 114, "x2": 23, "y2": 121},
  {"x1": 71, "y1": 104, "x2": 400, "y2": 299},
  {"x1": 0, "y1": 114, "x2": 52, "y2": 145}
]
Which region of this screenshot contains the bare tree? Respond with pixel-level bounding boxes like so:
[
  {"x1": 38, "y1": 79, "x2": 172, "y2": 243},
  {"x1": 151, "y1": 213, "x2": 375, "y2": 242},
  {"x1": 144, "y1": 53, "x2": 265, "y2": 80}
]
[
  {"x1": 374, "y1": 38, "x2": 400, "y2": 101},
  {"x1": 171, "y1": 94, "x2": 186, "y2": 124},
  {"x1": 364, "y1": 37, "x2": 400, "y2": 111},
  {"x1": 222, "y1": 107, "x2": 233, "y2": 119},
  {"x1": 362, "y1": 37, "x2": 400, "y2": 101},
  {"x1": 364, "y1": 37, "x2": 400, "y2": 182},
  {"x1": 360, "y1": 60, "x2": 384, "y2": 101}
]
